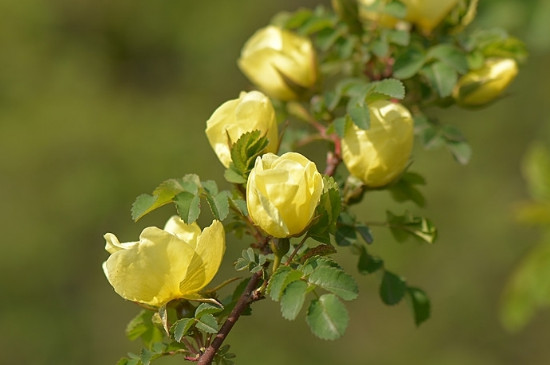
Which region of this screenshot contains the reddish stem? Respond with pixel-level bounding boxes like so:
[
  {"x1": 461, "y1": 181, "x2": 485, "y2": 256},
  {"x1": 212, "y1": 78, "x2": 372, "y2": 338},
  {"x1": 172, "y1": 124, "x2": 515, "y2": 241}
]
[{"x1": 197, "y1": 270, "x2": 263, "y2": 365}]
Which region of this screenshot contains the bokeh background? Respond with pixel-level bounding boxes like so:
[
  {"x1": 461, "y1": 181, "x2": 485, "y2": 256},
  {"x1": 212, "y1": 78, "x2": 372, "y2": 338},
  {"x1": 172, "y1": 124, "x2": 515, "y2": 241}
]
[{"x1": 1, "y1": 0, "x2": 549, "y2": 364}]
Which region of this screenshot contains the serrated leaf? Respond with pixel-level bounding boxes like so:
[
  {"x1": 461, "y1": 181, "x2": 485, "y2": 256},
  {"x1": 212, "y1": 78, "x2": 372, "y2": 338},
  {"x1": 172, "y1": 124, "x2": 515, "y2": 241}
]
[
  {"x1": 125, "y1": 310, "x2": 164, "y2": 347},
  {"x1": 195, "y1": 303, "x2": 223, "y2": 319},
  {"x1": 301, "y1": 244, "x2": 337, "y2": 262},
  {"x1": 393, "y1": 48, "x2": 426, "y2": 79},
  {"x1": 205, "y1": 190, "x2": 230, "y2": 221},
  {"x1": 380, "y1": 271, "x2": 407, "y2": 305},
  {"x1": 268, "y1": 266, "x2": 304, "y2": 301},
  {"x1": 428, "y1": 44, "x2": 468, "y2": 74},
  {"x1": 309, "y1": 176, "x2": 342, "y2": 240},
  {"x1": 308, "y1": 266, "x2": 358, "y2": 301},
  {"x1": 446, "y1": 140, "x2": 472, "y2": 165},
  {"x1": 131, "y1": 176, "x2": 200, "y2": 221},
  {"x1": 423, "y1": 62, "x2": 457, "y2": 98},
  {"x1": 370, "y1": 78, "x2": 405, "y2": 99},
  {"x1": 357, "y1": 245, "x2": 383, "y2": 274},
  {"x1": 171, "y1": 318, "x2": 195, "y2": 342},
  {"x1": 306, "y1": 294, "x2": 349, "y2": 340},
  {"x1": 195, "y1": 314, "x2": 219, "y2": 334},
  {"x1": 408, "y1": 287, "x2": 431, "y2": 326},
  {"x1": 335, "y1": 224, "x2": 357, "y2": 246},
  {"x1": 280, "y1": 280, "x2": 308, "y2": 320},
  {"x1": 389, "y1": 172, "x2": 426, "y2": 207},
  {"x1": 347, "y1": 103, "x2": 370, "y2": 130},
  {"x1": 224, "y1": 168, "x2": 247, "y2": 184},
  {"x1": 174, "y1": 192, "x2": 201, "y2": 224},
  {"x1": 230, "y1": 130, "x2": 269, "y2": 176}
]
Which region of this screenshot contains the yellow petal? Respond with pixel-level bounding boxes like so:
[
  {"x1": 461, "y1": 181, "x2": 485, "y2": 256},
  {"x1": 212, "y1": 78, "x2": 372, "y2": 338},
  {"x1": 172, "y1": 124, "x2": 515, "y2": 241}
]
[{"x1": 103, "y1": 227, "x2": 198, "y2": 306}]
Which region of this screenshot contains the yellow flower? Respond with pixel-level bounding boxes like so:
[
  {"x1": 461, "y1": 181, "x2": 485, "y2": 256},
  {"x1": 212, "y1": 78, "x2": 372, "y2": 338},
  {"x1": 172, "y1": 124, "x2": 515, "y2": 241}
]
[
  {"x1": 238, "y1": 26, "x2": 317, "y2": 101},
  {"x1": 246, "y1": 152, "x2": 323, "y2": 238},
  {"x1": 341, "y1": 100, "x2": 413, "y2": 187},
  {"x1": 103, "y1": 217, "x2": 225, "y2": 307},
  {"x1": 205, "y1": 91, "x2": 279, "y2": 168},
  {"x1": 403, "y1": 0, "x2": 459, "y2": 34},
  {"x1": 452, "y1": 58, "x2": 519, "y2": 107}
]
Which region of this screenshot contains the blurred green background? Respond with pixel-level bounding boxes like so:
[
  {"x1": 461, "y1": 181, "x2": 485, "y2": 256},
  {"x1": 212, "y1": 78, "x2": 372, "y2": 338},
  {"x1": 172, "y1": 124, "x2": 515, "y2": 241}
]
[{"x1": 1, "y1": 0, "x2": 549, "y2": 364}]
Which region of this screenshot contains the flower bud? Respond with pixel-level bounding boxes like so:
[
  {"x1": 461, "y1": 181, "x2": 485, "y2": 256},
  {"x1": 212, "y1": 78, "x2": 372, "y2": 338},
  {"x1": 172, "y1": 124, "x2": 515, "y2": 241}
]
[
  {"x1": 246, "y1": 152, "x2": 323, "y2": 238},
  {"x1": 103, "y1": 217, "x2": 225, "y2": 306},
  {"x1": 205, "y1": 91, "x2": 278, "y2": 168},
  {"x1": 403, "y1": 0, "x2": 460, "y2": 34},
  {"x1": 341, "y1": 100, "x2": 414, "y2": 188},
  {"x1": 238, "y1": 26, "x2": 317, "y2": 101},
  {"x1": 452, "y1": 58, "x2": 519, "y2": 107}
]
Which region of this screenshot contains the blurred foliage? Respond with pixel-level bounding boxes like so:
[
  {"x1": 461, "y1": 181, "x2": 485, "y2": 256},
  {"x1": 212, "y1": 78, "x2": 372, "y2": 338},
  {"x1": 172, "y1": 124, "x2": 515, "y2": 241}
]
[{"x1": 0, "y1": 0, "x2": 549, "y2": 364}]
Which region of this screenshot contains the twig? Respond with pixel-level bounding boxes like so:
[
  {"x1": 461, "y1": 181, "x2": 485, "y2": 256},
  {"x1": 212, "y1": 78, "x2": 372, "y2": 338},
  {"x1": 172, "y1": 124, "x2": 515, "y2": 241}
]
[{"x1": 197, "y1": 270, "x2": 263, "y2": 365}]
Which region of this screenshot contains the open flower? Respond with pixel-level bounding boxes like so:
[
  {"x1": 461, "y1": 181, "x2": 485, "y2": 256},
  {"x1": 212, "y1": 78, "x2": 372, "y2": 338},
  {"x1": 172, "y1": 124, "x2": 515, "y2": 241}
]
[
  {"x1": 453, "y1": 58, "x2": 519, "y2": 107},
  {"x1": 246, "y1": 152, "x2": 323, "y2": 238},
  {"x1": 103, "y1": 217, "x2": 225, "y2": 307},
  {"x1": 341, "y1": 100, "x2": 414, "y2": 187},
  {"x1": 205, "y1": 90, "x2": 278, "y2": 167},
  {"x1": 238, "y1": 26, "x2": 317, "y2": 101}
]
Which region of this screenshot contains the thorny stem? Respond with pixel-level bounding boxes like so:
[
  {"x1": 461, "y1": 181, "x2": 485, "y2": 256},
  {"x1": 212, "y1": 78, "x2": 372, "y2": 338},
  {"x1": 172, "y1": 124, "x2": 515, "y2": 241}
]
[{"x1": 197, "y1": 270, "x2": 263, "y2": 365}]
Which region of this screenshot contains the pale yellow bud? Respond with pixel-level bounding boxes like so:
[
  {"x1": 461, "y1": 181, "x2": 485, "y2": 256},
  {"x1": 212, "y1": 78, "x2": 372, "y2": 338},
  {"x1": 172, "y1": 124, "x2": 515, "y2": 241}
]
[
  {"x1": 103, "y1": 217, "x2": 225, "y2": 306},
  {"x1": 238, "y1": 26, "x2": 317, "y2": 101},
  {"x1": 402, "y1": 0, "x2": 460, "y2": 33},
  {"x1": 246, "y1": 152, "x2": 323, "y2": 238},
  {"x1": 453, "y1": 58, "x2": 519, "y2": 107},
  {"x1": 341, "y1": 100, "x2": 414, "y2": 187},
  {"x1": 205, "y1": 91, "x2": 278, "y2": 168}
]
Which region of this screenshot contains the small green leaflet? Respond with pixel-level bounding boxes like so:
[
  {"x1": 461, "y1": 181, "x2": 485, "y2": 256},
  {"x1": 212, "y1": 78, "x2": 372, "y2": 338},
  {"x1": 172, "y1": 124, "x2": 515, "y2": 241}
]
[
  {"x1": 356, "y1": 245, "x2": 383, "y2": 275},
  {"x1": 306, "y1": 294, "x2": 349, "y2": 340},
  {"x1": 280, "y1": 280, "x2": 309, "y2": 320},
  {"x1": 422, "y1": 62, "x2": 457, "y2": 98},
  {"x1": 171, "y1": 318, "x2": 194, "y2": 342},
  {"x1": 369, "y1": 78, "x2": 406, "y2": 100},
  {"x1": 307, "y1": 266, "x2": 358, "y2": 301},
  {"x1": 408, "y1": 287, "x2": 431, "y2": 326},
  {"x1": 393, "y1": 48, "x2": 426, "y2": 79},
  {"x1": 125, "y1": 310, "x2": 164, "y2": 347},
  {"x1": 267, "y1": 266, "x2": 303, "y2": 301},
  {"x1": 226, "y1": 130, "x2": 269, "y2": 183},
  {"x1": 386, "y1": 211, "x2": 438, "y2": 244},
  {"x1": 195, "y1": 313, "x2": 219, "y2": 334},
  {"x1": 380, "y1": 270, "x2": 407, "y2": 305}
]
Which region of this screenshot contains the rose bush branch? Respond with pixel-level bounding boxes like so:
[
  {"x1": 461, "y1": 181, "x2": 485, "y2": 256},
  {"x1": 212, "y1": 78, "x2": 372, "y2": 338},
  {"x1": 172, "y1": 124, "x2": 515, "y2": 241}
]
[{"x1": 102, "y1": 1, "x2": 525, "y2": 364}]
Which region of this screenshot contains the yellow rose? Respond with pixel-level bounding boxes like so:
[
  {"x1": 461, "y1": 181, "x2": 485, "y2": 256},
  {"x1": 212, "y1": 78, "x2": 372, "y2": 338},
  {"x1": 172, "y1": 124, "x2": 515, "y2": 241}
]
[
  {"x1": 238, "y1": 26, "x2": 317, "y2": 101},
  {"x1": 341, "y1": 100, "x2": 413, "y2": 187},
  {"x1": 103, "y1": 217, "x2": 225, "y2": 306},
  {"x1": 402, "y1": 0, "x2": 459, "y2": 34},
  {"x1": 452, "y1": 58, "x2": 519, "y2": 107},
  {"x1": 246, "y1": 152, "x2": 323, "y2": 238},
  {"x1": 205, "y1": 90, "x2": 279, "y2": 168}
]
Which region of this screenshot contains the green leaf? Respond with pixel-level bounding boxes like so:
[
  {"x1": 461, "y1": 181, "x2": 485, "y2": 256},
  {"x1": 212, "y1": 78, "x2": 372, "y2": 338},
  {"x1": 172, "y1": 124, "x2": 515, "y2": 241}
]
[
  {"x1": 380, "y1": 271, "x2": 407, "y2": 305},
  {"x1": 422, "y1": 61, "x2": 457, "y2": 97},
  {"x1": 500, "y1": 237, "x2": 550, "y2": 331},
  {"x1": 125, "y1": 310, "x2": 163, "y2": 348},
  {"x1": 280, "y1": 280, "x2": 309, "y2": 320},
  {"x1": 332, "y1": 117, "x2": 348, "y2": 138},
  {"x1": 131, "y1": 175, "x2": 200, "y2": 221},
  {"x1": 309, "y1": 176, "x2": 342, "y2": 240},
  {"x1": 369, "y1": 78, "x2": 405, "y2": 99},
  {"x1": 522, "y1": 143, "x2": 550, "y2": 202},
  {"x1": 347, "y1": 102, "x2": 370, "y2": 130},
  {"x1": 387, "y1": 29, "x2": 409, "y2": 46},
  {"x1": 230, "y1": 130, "x2": 269, "y2": 177},
  {"x1": 267, "y1": 266, "x2": 303, "y2": 301},
  {"x1": 306, "y1": 294, "x2": 349, "y2": 340},
  {"x1": 195, "y1": 303, "x2": 223, "y2": 319},
  {"x1": 393, "y1": 48, "x2": 426, "y2": 79},
  {"x1": 386, "y1": 211, "x2": 438, "y2": 244},
  {"x1": 224, "y1": 168, "x2": 247, "y2": 184},
  {"x1": 357, "y1": 245, "x2": 383, "y2": 274},
  {"x1": 427, "y1": 44, "x2": 468, "y2": 74},
  {"x1": 174, "y1": 192, "x2": 201, "y2": 224},
  {"x1": 408, "y1": 287, "x2": 431, "y2": 326},
  {"x1": 446, "y1": 140, "x2": 472, "y2": 165},
  {"x1": 356, "y1": 224, "x2": 373, "y2": 244},
  {"x1": 205, "y1": 190, "x2": 230, "y2": 221},
  {"x1": 389, "y1": 172, "x2": 426, "y2": 207},
  {"x1": 195, "y1": 314, "x2": 219, "y2": 334},
  {"x1": 171, "y1": 318, "x2": 195, "y2": 342},
  {"x1": 308, "y1": 266, "x2": 358, "y2": 301}
]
